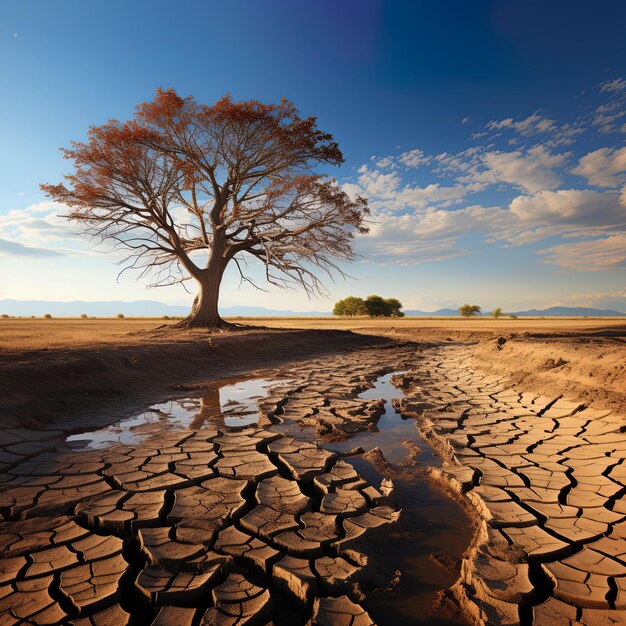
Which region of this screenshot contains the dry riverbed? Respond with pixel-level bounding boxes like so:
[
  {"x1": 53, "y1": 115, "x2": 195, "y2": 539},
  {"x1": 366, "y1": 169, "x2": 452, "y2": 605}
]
[{"x1": 0, "y1": 321, "x2": 625, "y2": 624}]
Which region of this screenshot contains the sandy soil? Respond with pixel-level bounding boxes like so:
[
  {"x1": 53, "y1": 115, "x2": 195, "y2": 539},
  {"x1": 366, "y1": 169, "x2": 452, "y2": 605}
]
[
  {"x1": 2, "y1": 317, "x2": 625, "y2": 426},
  {"x1": 1, "y1": 316, "x2": 623, "y2": 351},
  {"x1": 0, "y1": 326, "x2": 387, "y2": 429}
]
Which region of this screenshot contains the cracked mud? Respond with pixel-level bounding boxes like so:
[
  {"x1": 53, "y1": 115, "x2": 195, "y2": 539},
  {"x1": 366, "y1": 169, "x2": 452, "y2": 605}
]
[{"x1": 0, "y1": 340, "x2": 624, "y2": 625}]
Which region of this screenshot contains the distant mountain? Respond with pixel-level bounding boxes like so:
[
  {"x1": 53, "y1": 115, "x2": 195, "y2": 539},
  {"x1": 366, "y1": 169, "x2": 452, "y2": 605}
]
[
  {"x1": 510, "y1": 306, "x2": 626, "y2": 317},
  {"x1": 404, "y1": 308, "x2": 460, "y2": 316},
  {"x1": 221, "y1": 305, "x2": 331, "y2": 317},
  {"x1": 404, "y1": 306, "x2": 626, "y2": 317},
  {"x1": 0, "y1": 299, "x2": 190, "y2": 317},
  {"x1": 0, "y1": 299, "x2": 331, "y2": 317},
  {"x1": 1, "y1": 300, "x2": 623, "y2": 318}
]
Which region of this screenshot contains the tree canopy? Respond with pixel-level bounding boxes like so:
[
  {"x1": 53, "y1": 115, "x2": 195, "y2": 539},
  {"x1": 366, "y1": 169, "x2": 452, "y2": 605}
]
[
  {"x1": 333, "y1": 295, "x2": 404, "y2": 317},
  {"x1": 333, "y1": 296, "x2": 368, "y2": 317},
  {"x1": 459, "y1": 304, "x2": 482, "y2": 318},
  {"x1": 41, "y1": 89, "x2": 369, "y2": 327}
]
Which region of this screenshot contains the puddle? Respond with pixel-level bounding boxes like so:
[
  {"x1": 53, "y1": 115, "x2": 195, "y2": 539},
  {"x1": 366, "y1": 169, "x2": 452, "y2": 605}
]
[
  {"x1": 275, "y1": 371, "x2": 471, "y2": 626},
  {"x1": 66, "y1": 377, "x2": 285, "y2": 449},
  {"x1": 324, "y1": 371, "x2": 423, "y2": 464}
]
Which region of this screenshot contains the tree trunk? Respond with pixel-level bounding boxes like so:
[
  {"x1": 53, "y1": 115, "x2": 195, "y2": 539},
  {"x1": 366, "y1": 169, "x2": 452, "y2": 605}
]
[{"x1": 180, "y1": 271, "x2": 226, "y2": 328}]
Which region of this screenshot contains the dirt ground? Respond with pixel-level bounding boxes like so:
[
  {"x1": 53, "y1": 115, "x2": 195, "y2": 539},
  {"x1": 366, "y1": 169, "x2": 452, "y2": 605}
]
[
  {"x1": 0, "y1": 315, "x2": 623, "y2": 351},
  {"x1": 1, "y1": 316, "x2": 625, "y2": 425}
]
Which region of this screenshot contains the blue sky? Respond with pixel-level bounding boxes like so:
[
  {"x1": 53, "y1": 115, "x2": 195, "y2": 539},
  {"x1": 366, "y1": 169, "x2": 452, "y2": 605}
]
[{"x1": 1, "y1": 0, "x2": 626, "y2": 312}]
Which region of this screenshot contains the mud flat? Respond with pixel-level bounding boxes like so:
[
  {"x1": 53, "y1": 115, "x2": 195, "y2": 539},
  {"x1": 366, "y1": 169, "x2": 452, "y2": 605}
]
[
  {"x1": 2, "y1": 330, "x2": 626, "y2": 624},
  {"x1": 0, "y1": 396, "x2": 401, "y2": 624},
  {"x1": 0, "y1": 327, "x2": 387, "y2": 428},
  {"x1": 396, "y1": 345, "x2": 626, "y2": 626}
]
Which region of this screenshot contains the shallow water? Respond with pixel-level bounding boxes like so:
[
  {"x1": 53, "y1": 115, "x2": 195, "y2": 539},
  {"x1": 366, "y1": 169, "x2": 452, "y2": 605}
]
[
  {"x1": 65, "y1": 377, "x2": 285, "y2": 448},
  {"x1": 341, "y1": 373, "x2": 469, "y2": 624},
  {"x1": 277, "y1": 371, "x2": 471, "y2": 625}
]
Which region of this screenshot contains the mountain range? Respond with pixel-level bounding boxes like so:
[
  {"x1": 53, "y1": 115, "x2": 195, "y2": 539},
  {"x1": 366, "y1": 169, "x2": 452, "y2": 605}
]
[{"x1": 0, "y1": 300, "x2": 624, "y2": 317}]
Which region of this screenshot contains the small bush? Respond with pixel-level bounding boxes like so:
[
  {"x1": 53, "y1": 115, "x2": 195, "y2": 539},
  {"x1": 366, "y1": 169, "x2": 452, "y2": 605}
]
[
  {"x1": 117, "y1": 313, "x2": 124, "y2": 319},
  {"x1": 458, "y1": 304, "x2": 481, "y2": 318},
  {"x1": 30, "y1": 315, "x2": 35, "y2": 319},
  {"x1": 162, "y1": 315, "x2": 170, "y2": 320},
  {"x1": 510, "y1": 314, "x2": 518, "y2": 319},
  {"x1": 1, "y1": 314, "x2": 8, "y2": 319},
  {"x1": 44, "y1": 314, "x2": 52, "y2": 319},
  {"x1": 80, "y1": 313, "x2": 88, "y2": 319}
]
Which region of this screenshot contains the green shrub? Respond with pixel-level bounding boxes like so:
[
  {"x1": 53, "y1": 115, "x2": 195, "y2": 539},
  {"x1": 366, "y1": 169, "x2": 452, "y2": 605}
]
[
  {"x1": 1, "y1": 314, "x2": 8, "y2": 319},
  {"x1": 333, "y1": 295, "x2": 405, "y2": 317},
  {"x1": 80, "y1": 313, "x2": 88, "y2": 319},
  {"x1": 492, "y1": 307, "x2": 503, "y2": 318},
  {"x1": 458, "y1": 304, "x2": 481, "y2": 318},
  {"x1": 117, "y1": 313, "x2": 125, "y2": 319},
  {"x1": 333, "y1": 296, "x2": 367, "y2": 317},
  {"x1": 44, "y1": 313, "x2": 52, "y2": 319}
]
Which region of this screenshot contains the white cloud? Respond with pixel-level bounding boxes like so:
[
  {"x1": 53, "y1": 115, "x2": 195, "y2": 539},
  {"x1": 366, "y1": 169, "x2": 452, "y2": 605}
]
[
  {"x1": 550, "y1": 287, "x2": 626, "y2": 308},
  {"x1": 0, "y1": 238, "x2": 64, "y2": 259},
  {"x1": 572, "y1": 147, "x2": 626, "y2": 187},
  {"x1": 600, "y1": 78, "x2": 626, "y2": 93},
  {"x1": 509, "y1": 188, "x2": 626, "y2": 228},
  {"x1": 486, "y1": 113, "x2": 556, "y2": 136},
  {"x1": 590, "y1": 100, "x2": 626, "y2": 134},
  {"x1": 540, "y1": 234, "x2": 626, "y2": 271},
  {"x1": 346, "y1": 82, "x2": 626, "y2": 271},
  {"x1": 460, "y1": 145, "x2": 568, "y2": 193},
  {"x1": 0, "y1": 201, "x2": 82, "y2": 257},
  {"x1": 398, "y1": 148, "x2": 431, "y2": 169}
]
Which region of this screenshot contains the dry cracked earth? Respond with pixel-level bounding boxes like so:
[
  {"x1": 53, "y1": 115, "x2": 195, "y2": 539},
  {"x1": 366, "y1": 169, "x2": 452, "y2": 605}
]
[{"x1": 0, "y1": 340, "x2": 625, "y2": 626}]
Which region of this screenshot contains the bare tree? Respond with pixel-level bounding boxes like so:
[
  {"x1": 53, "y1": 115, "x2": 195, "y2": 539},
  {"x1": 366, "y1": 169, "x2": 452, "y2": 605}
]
[{"x1": 42, "y1": 89, "x2": 369, "y2": 328}]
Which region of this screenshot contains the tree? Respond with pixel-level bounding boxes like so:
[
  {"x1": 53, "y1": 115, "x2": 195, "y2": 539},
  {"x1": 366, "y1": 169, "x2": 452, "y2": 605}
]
[
  {"x1": 384, "y1": 298, "x2": 405, "y2": 317},
  {"x1": 364, "y1": 295, "x2": 389, "y2": 317},
  {"x1": 42, "y1": 90, "x2": 369, "y2": 328},
  {"x1": 492, "y1": 307, "x2": 503, "y2": 318},
  {"x1": 458, "y1": 304, "x2": 481, "y2": 318},
  {"x1": 333, "y1": 296, "x2": 367, "y2": 317}
]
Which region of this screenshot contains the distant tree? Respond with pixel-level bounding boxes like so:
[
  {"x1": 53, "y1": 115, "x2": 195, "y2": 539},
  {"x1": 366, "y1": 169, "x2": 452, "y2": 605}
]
[
  {"x1": 364, "y1": 295, "x2": 389, "y2": 317},
  {"x1": 510, "y1": 314, "x2": 518, "y2": 319},
  {"x1": 1, "y1": 314, "x2": 8, "y2": 319},
  {"x1": 492, "y1": 307, "x2": 503, "y2": 318},
  {"x1": 80, "y1": 313, "x2": 88, "y2": 319},
  {"x1": 117, "y1": 313, "x2": 125, "y2": 319},
  {"x1": 458, "y1": 304, "x2": 481, "y2": 318},
  {"x1": 333, "y1": 296, "x2": 367, "y2": 317},
  {"x1": 42, "y1": 89, "x2": 369, "y2": 328},
  {"x1": 385, "y1": 298, "x2": 405, "y2": 317},
  {"x1": 44, "y1": 314, "x2": 52, "y2": 319}
]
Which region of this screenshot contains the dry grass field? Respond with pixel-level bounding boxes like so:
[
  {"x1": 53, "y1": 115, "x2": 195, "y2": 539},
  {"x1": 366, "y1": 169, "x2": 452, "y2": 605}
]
[
  {"x1": 1, "y1": 315, "x2": 624, "y2": 352},
  {"x1": 1, "y1": 315, "x2": 624, "y2": 422}
]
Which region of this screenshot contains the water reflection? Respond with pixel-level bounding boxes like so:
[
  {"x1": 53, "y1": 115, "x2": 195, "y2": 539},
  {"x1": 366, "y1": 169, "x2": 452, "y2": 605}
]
[{"x1": 66, "y1": 377, "x2": 286, "y2": 449}]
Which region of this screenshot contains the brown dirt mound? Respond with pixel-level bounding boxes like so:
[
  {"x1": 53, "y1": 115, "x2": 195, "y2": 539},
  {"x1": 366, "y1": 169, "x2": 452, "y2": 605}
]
[
  {"x1": 0, "y1": 327, "x2": 389, "y2": 430},
  {"x1": 465, "y1": 330, "x2": 626, "y2": 413}
]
